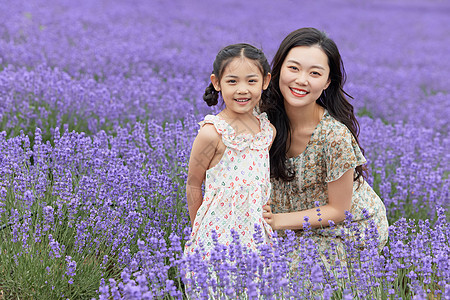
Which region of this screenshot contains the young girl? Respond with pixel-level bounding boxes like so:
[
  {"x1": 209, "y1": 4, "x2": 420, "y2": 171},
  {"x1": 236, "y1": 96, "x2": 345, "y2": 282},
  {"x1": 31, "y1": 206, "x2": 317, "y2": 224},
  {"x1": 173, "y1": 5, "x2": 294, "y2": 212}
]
[
  {"x1": 184, "y1": 43, "x2": 275, "y2": 258},
  {"x1": 261, "y1": 28, "x2": 389, "y2": 266}
]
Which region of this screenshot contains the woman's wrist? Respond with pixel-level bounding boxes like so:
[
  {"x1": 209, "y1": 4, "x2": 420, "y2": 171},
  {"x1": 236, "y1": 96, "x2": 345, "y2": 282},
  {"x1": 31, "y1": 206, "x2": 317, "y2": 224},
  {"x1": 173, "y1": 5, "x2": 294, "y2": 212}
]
[
  {"x1": 272, "y1": 214, "x2": 280, "y2": 230},
  {"x1": 274, "y1": 211, "x2": 306, "y2": 231}
]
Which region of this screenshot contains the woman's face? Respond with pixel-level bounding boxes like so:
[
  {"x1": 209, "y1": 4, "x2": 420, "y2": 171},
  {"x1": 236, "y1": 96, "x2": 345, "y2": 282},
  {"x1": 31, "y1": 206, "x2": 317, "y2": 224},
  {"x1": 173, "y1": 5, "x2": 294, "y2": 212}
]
[{"x1": 279, "y1": 46, "x2": 330, "y2": 109}]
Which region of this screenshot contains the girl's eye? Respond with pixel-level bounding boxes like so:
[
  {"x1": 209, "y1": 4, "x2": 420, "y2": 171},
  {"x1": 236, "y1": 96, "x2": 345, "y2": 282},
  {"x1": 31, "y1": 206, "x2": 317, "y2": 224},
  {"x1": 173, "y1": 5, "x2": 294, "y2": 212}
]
[
  {"x1": 311, "y1": 71, "x2": 321, "y2": 76},
  {"x1": 249, "y1": 79, "x2": 257, "y2": 83},
  {"x1": 288, "y1": 66, "x2": 299, "y2": 71},
  {"x1": 227, "y1": 80, "x2": 236, "y2": 84}
]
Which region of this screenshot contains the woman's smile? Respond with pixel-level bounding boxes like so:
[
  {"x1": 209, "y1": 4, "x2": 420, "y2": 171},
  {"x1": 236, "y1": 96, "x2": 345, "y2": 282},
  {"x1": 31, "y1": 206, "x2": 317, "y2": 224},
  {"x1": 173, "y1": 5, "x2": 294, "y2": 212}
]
[{"x1": 289, "y1": 87, "x2": 309, "y2": 97}]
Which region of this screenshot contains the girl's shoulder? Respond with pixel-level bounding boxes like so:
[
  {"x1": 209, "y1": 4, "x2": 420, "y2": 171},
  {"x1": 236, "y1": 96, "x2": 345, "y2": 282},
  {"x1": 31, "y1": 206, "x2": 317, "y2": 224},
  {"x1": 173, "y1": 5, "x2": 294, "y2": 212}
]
[
  {"x1": 254, "y1": 110, "x2": 270, "y2": 127},
  {"x1": 255, "y1": 110, "x2": 270, "y2": 125},
  {"x1": 198, "y1": 114, "x2": 229, "y2": 136},
  {"x1": 197, "y1": 114, "x2": 221, "y2": 136},
  {"x1": 256, "y1": 111, "x2": 276, "y2": 141},
  {"x1": 199, "y1": 114, "x2": 218, "y2": 127},
  {"x1": 195, "y1": 119, "x2": 221, "y2": 149}
]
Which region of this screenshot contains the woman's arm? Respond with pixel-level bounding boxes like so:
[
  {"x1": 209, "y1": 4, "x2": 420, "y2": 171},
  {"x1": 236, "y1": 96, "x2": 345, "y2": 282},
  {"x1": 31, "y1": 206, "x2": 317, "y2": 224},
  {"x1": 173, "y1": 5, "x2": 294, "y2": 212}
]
[
  {"x1": 186, "y1": 124, "x2": 220, "y2": 227},
  {"x1": 263, "y1": 169, "x2": 354, "y2": 230}
]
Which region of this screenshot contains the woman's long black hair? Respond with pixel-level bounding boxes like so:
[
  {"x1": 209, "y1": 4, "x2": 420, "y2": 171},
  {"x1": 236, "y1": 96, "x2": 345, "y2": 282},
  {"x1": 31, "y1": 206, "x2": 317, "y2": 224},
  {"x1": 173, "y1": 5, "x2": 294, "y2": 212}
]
[{"x1": 260, "y1": 27, "x2": 367, "y2": 183}]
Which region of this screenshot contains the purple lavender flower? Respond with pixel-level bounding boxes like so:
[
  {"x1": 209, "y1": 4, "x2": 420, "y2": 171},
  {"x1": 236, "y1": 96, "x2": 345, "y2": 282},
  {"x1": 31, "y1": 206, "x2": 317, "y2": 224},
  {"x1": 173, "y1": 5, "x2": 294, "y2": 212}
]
[
  {"x1": 65, "y1": 256, "x2": 77, "y2": 284},
  {"x1": 48, "y1": 234, "x2": 63, "y2": 259}
]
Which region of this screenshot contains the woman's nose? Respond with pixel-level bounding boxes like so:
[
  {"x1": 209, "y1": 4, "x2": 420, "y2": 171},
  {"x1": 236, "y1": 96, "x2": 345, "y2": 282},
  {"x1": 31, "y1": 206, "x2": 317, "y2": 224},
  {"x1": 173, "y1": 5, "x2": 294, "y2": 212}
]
[{"x1": 295, "y1": 73, "x2": 308, "y2": 85}]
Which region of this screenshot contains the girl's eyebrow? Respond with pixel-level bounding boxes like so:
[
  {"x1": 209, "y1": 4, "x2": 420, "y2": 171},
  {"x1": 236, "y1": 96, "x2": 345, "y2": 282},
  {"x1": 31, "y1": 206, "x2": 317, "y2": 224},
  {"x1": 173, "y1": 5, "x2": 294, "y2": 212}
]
[
  {"x1": 224, "y1": 74, "x2": 259, "y2": 78},
  {"x1": 286, "y1": 59, "x2": 326, "y2": 70}
]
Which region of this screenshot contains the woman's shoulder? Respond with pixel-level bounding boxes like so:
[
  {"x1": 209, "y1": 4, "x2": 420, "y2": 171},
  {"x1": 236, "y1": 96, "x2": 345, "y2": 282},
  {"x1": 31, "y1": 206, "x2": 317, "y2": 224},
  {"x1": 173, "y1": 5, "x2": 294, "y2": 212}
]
[{"x1": 320, "y1": 111, "x2": 353, "y2": 139}]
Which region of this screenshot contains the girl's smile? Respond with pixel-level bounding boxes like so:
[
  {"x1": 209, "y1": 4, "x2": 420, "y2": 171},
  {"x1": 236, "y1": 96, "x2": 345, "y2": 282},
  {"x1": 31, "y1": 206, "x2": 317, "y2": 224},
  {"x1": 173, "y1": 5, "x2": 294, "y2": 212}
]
[{"x1": 235, "y1": 97, "x2": 251, "y2": 104}]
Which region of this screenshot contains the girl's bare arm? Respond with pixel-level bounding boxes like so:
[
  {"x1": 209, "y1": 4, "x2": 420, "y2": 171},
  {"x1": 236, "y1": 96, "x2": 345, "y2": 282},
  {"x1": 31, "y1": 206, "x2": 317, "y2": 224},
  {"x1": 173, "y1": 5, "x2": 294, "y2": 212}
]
[{"x1": 186, "y1": 124, "x2": 220, "y2": 227}]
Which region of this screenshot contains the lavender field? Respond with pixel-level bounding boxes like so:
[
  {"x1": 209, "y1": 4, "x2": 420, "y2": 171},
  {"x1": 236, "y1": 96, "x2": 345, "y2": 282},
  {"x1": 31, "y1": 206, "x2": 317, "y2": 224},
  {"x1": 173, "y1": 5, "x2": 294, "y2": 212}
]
[{"x1": 0, "y1": 0, "x2": 449, "y2": 299}]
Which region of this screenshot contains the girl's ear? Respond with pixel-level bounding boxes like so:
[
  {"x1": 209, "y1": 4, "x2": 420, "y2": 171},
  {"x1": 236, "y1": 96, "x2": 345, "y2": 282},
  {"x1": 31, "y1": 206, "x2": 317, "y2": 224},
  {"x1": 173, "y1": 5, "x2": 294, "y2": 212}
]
[
  {"x1": 210, "y1": 74, "x2": 220, "y2": 91},
  {"x1": 263, "y1": 73, "x2": 271, "y2": 90}
]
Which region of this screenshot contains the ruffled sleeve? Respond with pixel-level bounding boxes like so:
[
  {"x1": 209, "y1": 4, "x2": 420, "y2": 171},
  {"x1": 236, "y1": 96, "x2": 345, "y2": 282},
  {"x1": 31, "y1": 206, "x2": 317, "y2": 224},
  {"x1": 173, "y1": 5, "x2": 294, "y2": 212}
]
[
  {"x1": 198, "y1": 114, "x2": 216, "y2": 129},
  {"x1": 199, "y1": 114, "x2": 233, "y2": 134},
  {"x1": 325, "y1": 124, "x2": 366, "y2": 182},
  {"x1": 250, "y1": 111, "x2": 274, "y2": 149}
]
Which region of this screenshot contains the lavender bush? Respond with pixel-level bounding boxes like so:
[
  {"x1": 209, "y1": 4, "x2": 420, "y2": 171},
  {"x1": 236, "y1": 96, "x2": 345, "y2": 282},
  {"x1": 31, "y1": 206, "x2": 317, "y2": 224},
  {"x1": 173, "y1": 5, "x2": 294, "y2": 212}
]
[{"x1": 0, "y1": 0, "x2": 449, "y2": 298}]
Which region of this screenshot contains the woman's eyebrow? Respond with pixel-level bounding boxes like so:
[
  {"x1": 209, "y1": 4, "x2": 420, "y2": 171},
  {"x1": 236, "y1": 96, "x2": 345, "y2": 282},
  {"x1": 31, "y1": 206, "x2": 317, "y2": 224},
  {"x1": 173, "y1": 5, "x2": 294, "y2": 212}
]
[{"x1": 286, "y1": 59, "x2": 326, "y2": 70}]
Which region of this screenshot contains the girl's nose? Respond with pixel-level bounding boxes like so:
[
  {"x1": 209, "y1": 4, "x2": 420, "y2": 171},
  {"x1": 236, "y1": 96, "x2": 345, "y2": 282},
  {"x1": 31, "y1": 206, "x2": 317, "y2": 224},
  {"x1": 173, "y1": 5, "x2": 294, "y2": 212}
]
[{"x1": 237, "y1": 85, "x2": 249, "y2": 94}]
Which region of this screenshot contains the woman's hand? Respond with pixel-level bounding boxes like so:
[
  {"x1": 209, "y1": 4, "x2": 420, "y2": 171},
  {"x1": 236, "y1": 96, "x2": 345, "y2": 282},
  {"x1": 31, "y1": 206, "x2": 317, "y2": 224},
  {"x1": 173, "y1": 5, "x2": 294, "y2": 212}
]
[{"x1": 263, "y1": 203, "x2": 278, "y2": 230}]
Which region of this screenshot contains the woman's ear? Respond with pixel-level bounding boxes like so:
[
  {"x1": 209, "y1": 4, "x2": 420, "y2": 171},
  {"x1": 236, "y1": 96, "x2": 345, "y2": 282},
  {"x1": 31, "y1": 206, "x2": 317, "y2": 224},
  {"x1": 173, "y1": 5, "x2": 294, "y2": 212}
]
[
  {"x1": 263, "y1": 73, "x2": 271, "y2": 90},
  {"x1": 324, "y1": 78, "x2": 331, "y2": 90},
  {"x1": 210, "y1": 74, "x2": 220, "y2": 91}
]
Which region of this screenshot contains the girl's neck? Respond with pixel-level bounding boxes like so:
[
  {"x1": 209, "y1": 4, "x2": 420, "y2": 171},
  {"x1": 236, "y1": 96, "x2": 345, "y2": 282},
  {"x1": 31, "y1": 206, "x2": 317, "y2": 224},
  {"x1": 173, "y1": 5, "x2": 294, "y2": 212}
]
[
  {"x1": 285, "y1": 102, "x2": 324, "y2": 131},
  {"x1": 219, "y1": 109, "x2": 254, "y2": 123},
  {"x1": 218, "y1": 109, "x2": 260, "y2": 136}
]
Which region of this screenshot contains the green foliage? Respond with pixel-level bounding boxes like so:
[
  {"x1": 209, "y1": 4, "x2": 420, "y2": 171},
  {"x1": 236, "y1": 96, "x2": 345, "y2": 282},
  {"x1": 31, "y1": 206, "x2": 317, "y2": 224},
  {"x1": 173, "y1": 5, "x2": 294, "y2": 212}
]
[{"x1": 0, "y1": 175, "x2": 122, "y2": 298}]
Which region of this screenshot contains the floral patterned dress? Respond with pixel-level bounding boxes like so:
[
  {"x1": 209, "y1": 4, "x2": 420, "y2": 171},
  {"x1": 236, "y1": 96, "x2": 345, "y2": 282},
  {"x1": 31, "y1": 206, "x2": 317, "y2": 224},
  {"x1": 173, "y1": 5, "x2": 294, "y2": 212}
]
[
  {"x1": 271, "y1": 110, "x2": 389, "y2": 267},
  {"x1": 184, "y1": 111, "x2": 274, "y2": 259}
]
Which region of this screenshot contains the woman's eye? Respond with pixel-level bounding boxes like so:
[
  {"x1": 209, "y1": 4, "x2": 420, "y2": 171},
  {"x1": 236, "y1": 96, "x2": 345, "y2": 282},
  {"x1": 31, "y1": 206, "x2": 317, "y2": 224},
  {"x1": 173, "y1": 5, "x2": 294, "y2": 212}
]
[
  {"x1": 288, "y1": 66, "x2": 298, "y2": 71},
  {"x1": 227, "y1": 80, "x2": 236, "y2": 84},
  {"x1": 249, "y1": 79, "x2": 257, "y2": 83},
  {"x1": 311, "y1": 71, "x2": 321, "y2": 76}
]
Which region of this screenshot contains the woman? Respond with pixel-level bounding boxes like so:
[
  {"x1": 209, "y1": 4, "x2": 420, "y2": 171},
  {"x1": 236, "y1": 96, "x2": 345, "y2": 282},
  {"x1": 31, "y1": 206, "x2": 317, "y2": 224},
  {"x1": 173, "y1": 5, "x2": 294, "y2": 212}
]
[{"x1": 261, "y1": 27, "x2": 388, "y2": 268}]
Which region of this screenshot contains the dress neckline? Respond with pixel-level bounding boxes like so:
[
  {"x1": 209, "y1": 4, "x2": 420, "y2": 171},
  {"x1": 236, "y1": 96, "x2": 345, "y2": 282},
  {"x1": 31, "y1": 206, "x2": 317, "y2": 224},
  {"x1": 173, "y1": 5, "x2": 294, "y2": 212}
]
[
  {"x1": 288, "y1": 109, "x2": 328, "y2": 160},
  {"x1": 216, "y1": 110, "x2": 263, "y2": 138}
]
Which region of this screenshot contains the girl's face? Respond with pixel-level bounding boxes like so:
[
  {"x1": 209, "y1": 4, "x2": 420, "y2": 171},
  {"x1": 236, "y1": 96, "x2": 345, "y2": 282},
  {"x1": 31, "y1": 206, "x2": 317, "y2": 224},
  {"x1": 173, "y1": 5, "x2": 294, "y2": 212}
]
[
  {"x1": 211, "y1": 57, "x2": 270, "y2": 117},
  {"x1": 279, "y1": 46, "x2": 330, "y2": 109}
]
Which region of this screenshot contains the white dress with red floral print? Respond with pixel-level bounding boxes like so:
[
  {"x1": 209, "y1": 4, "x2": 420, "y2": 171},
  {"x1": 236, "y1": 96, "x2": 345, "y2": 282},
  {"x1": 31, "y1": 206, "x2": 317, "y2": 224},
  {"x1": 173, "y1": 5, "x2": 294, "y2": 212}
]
[{"x1": 184, "y1": 111, "x2": 274, "y2": 259}]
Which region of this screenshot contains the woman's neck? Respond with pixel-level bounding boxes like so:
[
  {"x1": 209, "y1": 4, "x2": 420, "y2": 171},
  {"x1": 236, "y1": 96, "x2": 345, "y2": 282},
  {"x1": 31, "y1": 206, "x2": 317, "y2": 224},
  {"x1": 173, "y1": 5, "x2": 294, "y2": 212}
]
[{"x1": 285, "y1": 102, "x2": 324, "y2": 132}]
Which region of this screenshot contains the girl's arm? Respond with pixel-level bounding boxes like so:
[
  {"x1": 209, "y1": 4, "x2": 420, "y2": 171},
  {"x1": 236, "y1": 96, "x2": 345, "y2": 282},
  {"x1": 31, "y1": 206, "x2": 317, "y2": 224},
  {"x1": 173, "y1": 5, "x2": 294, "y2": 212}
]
[
  {"x1": 263, "y1": 169, "x2": 353, "y2": 230},
  {"x1": 186, "y1": 124, "x2": 220, "y2": 227}
]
